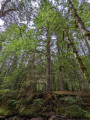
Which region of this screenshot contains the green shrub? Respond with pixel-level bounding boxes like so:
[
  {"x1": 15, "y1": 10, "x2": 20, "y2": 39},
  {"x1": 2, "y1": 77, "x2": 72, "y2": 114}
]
[
  {"x1": 19, "y1": 108, "x2": 35, "y2": 116},
  {"x1": 33, "y1": 98, "x2": 43, "y2": 106},
  {"x1": 0, "y1": 107, "x2": 10, "y2": 117},
  {"x1": 0, "y1": 89, "x2": 10, "y2": 95},
  {"x1": 7, "y1": 99, "x2": 20, "y2": 106},
  {"x1": 60, "y1": 96, "x2": 77, "y2": 104},
  {"x1": 67, "y1": 104, "x2": 86, "y2": 118},
  {"x1": 85, "y1": 112, "x2": 90, "y2": 118},
  {"x1": 57, "y1": 107, "x2": 65, "y2": 115}
]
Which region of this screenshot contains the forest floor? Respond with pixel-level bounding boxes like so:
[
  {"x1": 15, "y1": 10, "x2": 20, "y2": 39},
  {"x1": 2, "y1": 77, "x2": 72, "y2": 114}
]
[{"x1": 0, "y1": 91, "x2": 90, "y2": 120}]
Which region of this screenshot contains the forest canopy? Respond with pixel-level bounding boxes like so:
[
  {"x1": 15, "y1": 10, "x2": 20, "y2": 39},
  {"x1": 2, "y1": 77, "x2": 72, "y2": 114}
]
[{"x1": 0, "y1": 0, "x2": 90, "y2": 93}]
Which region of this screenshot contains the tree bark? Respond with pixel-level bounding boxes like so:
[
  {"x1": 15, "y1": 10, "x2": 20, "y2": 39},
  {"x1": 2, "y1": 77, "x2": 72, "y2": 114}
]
[
  {"x1": 46, "y1": 22, "x2": 51, "y2": 92},
  {"x1": 59, "y1": 66, "x2": 64, "y2": 91},
  {"x1": 68, "y1": 0, "x2": 90, "y2": 54}
]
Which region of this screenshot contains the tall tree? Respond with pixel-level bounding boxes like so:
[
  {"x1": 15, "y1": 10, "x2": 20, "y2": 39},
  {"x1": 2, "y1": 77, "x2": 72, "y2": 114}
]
[
  {"x1": 56, "y1": 33, "x2": 64, "y2": 91},
  {"x1": 46, "y1": 22, "x2": 51, "y2": 91},
  {"x1": 34, "y1": 3, "x2": 52, "y2": 91},
  {"x1": 63, "y1": 29, "x2": 90, "y2": 84},
  {"x1": 68, "y1": 0, "x2": 90, "y2": 54}
]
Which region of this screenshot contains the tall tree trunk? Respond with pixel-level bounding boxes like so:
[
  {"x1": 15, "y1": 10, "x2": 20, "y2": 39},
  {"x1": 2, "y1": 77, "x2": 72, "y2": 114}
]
[
  {"x1": 46, "y1": 22, "x2": 51, "y2": 92},
  {"x1": 57, "y1": 35, "x2": 64, "y2": 91},
  {"x1": 64, "y1": 29, "x2": 90, "y2": 84},
  {"x1": 68, "y1": 0, "x2": 90, "y2": 54}
]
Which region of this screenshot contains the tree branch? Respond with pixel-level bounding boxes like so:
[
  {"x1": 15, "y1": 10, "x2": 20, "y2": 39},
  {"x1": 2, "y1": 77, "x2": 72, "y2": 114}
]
[
  {"x1": 0, "y1": 0, "x2": 18, "y2": 18},
  {"x1": 4, "y1": 8, "x2": 17, "y2": 15},
  {"x1": 1, "y1": 0, "x2": 11, "y2": 11},
  {"x1": 0, "y1": 8, "x2": 17, "y2": 18}
]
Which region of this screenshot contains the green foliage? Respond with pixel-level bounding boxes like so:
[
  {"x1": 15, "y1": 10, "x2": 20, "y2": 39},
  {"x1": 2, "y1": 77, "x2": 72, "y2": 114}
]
[
  {"x1": 33, "y1": 98, "x2": 43, "y2": 106},
  {"x1": 0, "y1": 0, "x2": 90, "y2": 106},
  {"x1": 19, "y1": 108, "x2": 36, "y2": 116},
  {"x1": 0, "y1": 106, "x2": 11, "y2": 118},
  {"x1": 6, "y1": 99, "x2": 20, "y2": 107},
  {"x1": 67, "y1": 104, "x2": 86, "y2": 118},
  {"x1": 57, "y1": 107, "x2": 65, "y2": 116},
  {"x1": 0, "y1": 89, "x2": 10, "y2": 99},
  {"x1": 60, "y1": 96, "x2": 77, "y2": 104},
  {"x1": 85, "y1": 112, "x2": 90, "y2": 118},
  {"x1": 78, "y1": 2, "x2": 90, "y2": 26},
  {"x1": 0, "y1": 0, "x2": 90, "y2": 119},
  {"x1": 72, "y1": 0, "x2": 79, "y2": 9}
]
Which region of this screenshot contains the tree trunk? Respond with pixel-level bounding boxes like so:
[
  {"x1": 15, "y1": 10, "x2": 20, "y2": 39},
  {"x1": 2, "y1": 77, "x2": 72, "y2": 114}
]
[
  {"x1": 59, "y1": 66, "x2": 64, "y2": 91},
  {"x1": 75, "y1": 71, "x2": 83, "y2": 92},
  {"x1": 68, "y1": 0, "x2": 90, "y2": 54},
  {"x1": 46, "y1": 22, "x2": 51, "y2": 92},
  {"x1": 57, "y1": 35, "x2": 64, "y2": 91},
  {"x1": 64, "y1": 29, "x2": 90, "y2": 84}
]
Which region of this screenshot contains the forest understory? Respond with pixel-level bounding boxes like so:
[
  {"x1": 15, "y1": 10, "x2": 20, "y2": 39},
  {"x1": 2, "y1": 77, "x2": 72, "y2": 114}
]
[{"x1": 0, "y1": 91, "x2": 90, "y2": 120}]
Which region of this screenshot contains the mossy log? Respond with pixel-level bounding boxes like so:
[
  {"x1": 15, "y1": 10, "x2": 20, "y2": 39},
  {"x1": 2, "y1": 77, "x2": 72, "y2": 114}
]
[{"x1": 51, "y1": 91, "x2": 90, "y2": 96}]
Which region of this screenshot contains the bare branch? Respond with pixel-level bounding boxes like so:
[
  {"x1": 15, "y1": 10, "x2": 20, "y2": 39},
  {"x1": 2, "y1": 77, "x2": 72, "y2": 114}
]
[
  {"x1": 0, "y1": 8, "x2": 17, "y2": 18},
  {"x1": 0, "y1": 0, "x2": 18, "y2": 18},
  {"x1": 1, "y1": 0, "x2": 11, "y2": 11},
  {"x1": 4, "y1": 8, "x2": 17, "y2": 15}
]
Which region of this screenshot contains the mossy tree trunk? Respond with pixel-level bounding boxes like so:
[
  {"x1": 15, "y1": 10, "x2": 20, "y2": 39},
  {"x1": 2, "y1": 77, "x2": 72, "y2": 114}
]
[
  {"x1": 64, "y1": 29, "x2": 90, "y2": 84},
  {"x1": 68, "y1": 0, "x2": 90, "y2": 54}
]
